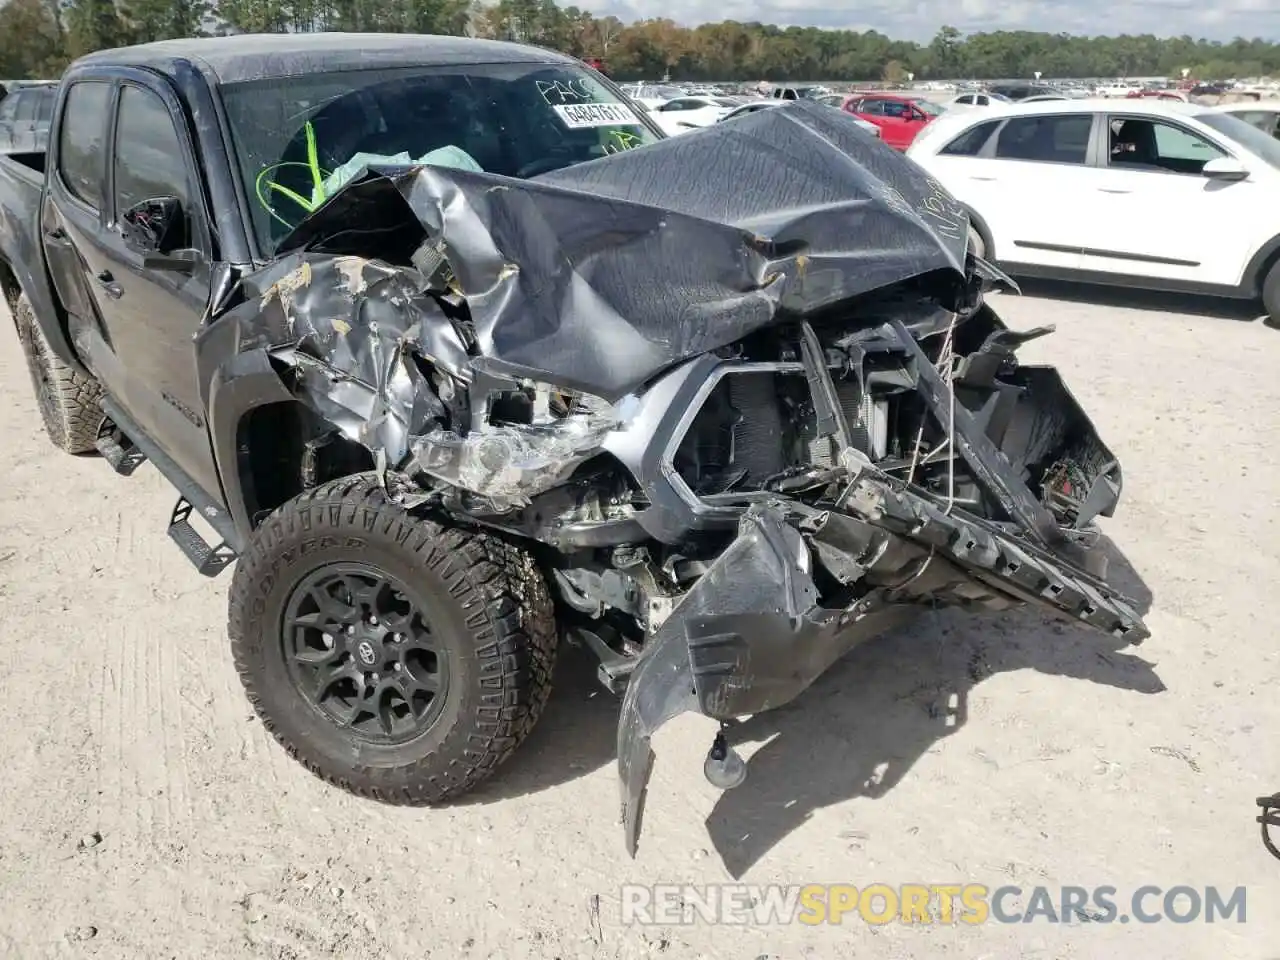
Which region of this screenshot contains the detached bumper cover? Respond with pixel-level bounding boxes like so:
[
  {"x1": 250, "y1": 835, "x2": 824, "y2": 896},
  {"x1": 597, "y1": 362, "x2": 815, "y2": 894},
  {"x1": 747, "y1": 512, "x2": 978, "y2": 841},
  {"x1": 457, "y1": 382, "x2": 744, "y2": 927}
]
[{"x1": 618, "y1": 478, "x2": 1148, "y2": 856}]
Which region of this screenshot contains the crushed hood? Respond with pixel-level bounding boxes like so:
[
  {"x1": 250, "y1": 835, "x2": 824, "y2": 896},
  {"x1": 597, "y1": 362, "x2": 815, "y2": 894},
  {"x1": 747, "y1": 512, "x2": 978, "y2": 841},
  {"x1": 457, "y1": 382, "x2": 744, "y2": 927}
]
[{"x1": 270, "y1": 99, "x2": 974, "y2": 401}]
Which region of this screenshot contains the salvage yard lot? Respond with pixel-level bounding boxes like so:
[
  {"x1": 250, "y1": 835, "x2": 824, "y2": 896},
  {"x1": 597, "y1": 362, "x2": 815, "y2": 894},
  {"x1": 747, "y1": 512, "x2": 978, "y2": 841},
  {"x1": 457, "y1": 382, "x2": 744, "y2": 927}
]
[{"x1": 0, "y1": 287, "x2": 1277, "y2": 959}]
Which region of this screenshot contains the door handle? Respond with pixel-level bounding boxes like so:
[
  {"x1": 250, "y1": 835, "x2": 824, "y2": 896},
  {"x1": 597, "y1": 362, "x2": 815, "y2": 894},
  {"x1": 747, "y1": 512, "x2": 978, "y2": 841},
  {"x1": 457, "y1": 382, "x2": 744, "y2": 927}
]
[
  {"x1": 1098, "y1": 188, "x2": 1131, "y2": 194},
  {"x1": 969, "y1": 175, "x2": 997, "y2": 181},
  {"x1": 94, "y1": 269, "x2": 123, "y2": 300}
]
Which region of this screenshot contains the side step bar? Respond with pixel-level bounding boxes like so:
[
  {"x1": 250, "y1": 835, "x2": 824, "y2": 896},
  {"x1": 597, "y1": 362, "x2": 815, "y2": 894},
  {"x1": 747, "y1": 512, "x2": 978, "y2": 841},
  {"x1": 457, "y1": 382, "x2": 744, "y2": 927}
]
[
  {"x1": 168, "y1": 497, "x2": 237, "y2": 576},
  {"x1": 98, "y1": 398, "x2": 243, "y2": 577},
  {"x1": 95, "y1": 422, "x2": 147, "y2": 476}
]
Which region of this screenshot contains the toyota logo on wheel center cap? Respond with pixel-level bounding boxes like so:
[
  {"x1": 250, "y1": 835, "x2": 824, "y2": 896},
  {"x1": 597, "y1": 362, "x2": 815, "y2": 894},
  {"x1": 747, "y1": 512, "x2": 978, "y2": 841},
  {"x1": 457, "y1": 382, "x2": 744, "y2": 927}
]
[{"x1": 356, "y1": 641, "x2": 377, "y2": 666}]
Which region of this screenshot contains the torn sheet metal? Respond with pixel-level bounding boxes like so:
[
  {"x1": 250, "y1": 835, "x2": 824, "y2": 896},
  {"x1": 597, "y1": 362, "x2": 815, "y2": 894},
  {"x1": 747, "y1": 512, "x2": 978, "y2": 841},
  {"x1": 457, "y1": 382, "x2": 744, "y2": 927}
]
[
  {"x1": 272, "y1": 99, "x2": 974, "y2": 402},
  {"x1": 200, "y1": 253, "x2": 471, "y2": 465}
]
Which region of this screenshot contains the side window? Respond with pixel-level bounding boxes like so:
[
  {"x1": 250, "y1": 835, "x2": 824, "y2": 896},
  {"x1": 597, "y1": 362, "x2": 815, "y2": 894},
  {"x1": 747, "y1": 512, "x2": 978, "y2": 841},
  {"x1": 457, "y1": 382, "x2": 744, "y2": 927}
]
[
  {"x1": 1108, "y1": 117, "x2": 1224, "y2": 174},
  {"x1": 1154, "y1": 123, "x2": 1223, "y2": 163},
  {"x1": 659, "y1": 100, "x2": 688, "y2": 112},
  {"x1": 941, "y1": 120, "x2": 1000, "y2": 157},
  {"x1": 882, "y1": 101, "x2": 909, "y2": 118},
  {"x1": 113, "y1": 85, "x2": 192, "y2": 242},
  {"x1": 36, "y1": 91, "x2": 54, "y2": 124},
  {"x1": 994, "y1": 114, "x2": 1092, "y2": 164},
  {"x1": 955, "y1": 95, "x2": 973, "y2": 105},
  {"x1": 0, "y1": 97, "x2": 16, "y2": 122},
  {"x1": 859, "y1": 99, "x2": 885, "y2": 116},
  {"x1": 58, "y1": 82, "x2": 112, "y2": 209}
]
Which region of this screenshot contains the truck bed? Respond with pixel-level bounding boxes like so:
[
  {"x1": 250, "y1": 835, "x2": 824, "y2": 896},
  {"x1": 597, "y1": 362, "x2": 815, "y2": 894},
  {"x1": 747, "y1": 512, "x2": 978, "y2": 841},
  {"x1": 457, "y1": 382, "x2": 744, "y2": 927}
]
[
  {"x1": 0, "y1": 146, "x2": 63, "y2": 364},
  {"x1": 0, "y1": 149, "x2": 45, "y2": 183},
  {"x1": 0, "y1": 150, "x2": 47, "y2": 291}
]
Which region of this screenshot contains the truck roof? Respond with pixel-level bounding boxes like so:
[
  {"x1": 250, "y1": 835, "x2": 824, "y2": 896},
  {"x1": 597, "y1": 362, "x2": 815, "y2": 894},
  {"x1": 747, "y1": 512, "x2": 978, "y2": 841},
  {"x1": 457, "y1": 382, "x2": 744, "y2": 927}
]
[{"x1": 72, "y1": 33, "x2": 578, "y2": 85}]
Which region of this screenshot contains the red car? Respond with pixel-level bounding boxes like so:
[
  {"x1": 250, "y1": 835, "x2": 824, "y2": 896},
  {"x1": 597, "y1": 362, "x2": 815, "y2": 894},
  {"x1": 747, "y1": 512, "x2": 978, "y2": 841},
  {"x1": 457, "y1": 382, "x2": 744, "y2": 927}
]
[
  {"x1": 842, "y1": 93, "x2": 944, "y2": 150},
  {"x1": 1125, "y1": 88, "x2": 1188, "y2": 102}
]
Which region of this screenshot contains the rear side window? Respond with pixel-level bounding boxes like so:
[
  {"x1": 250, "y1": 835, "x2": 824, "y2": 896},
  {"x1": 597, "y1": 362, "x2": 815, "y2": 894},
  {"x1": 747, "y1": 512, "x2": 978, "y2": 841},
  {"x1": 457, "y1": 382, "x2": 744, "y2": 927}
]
[
  {"x1": 59, "y1": 82, "x2": 112, "y2": 209},
  {"x1": 113, "y1": 86, "x2": 192, "y2": 242},
  {"x1": 14, "y1": 93, "x2": 35, "y2": 122},
  {"x1": 36, "y1": 90, "x2": 54, "y2": 123},
  {"x1": 994, "y1": 114, "x2": 1092, "y2": 164},
  {"x1": 941, "y1": 120, "x2": 1000, "y2": 156}
]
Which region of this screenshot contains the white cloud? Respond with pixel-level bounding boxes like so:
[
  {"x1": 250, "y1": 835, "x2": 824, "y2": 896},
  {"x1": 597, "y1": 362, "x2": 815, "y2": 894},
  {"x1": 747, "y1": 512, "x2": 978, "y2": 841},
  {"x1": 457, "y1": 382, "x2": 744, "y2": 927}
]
[{"x1": 576, "y1": 0, "x2": 1280, "y2": 42}]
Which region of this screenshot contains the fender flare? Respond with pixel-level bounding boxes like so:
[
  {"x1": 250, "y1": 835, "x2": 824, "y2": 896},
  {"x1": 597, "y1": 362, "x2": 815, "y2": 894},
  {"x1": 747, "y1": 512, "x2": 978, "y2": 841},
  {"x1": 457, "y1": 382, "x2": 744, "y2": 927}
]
[{"x1": 205, "y1": 347, "x2": 295, "y2": 543}]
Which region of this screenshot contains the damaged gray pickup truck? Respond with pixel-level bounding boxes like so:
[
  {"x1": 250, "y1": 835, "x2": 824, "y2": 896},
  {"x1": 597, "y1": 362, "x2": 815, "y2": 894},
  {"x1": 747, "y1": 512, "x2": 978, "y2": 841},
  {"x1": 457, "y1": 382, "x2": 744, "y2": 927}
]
[{"x1": 0, "y1": 34, "x2": 1148, "y2": 854}]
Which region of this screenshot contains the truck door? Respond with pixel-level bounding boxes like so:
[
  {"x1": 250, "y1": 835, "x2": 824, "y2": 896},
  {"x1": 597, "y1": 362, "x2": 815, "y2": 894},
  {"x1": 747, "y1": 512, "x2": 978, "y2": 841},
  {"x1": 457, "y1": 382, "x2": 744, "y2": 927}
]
[
  {"x1": 43, "y1": 80, "x2": 116, "y2": 370},
  {"x1": 87, "y1": 76, "x2": 220, "y2": 499}
]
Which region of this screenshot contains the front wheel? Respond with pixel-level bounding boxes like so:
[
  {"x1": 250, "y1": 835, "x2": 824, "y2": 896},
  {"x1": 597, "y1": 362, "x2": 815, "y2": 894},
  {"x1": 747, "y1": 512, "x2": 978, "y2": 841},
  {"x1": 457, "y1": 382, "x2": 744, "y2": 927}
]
[{"x1": 228, "y1": 475, "x2": 558, "y2": 803}]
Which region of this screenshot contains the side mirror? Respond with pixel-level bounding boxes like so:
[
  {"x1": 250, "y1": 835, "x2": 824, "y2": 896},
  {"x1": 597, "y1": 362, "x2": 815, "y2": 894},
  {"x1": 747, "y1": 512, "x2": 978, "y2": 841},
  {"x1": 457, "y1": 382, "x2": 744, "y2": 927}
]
[
  {"x1": 121, "y1": 196, "x2": 185, "y2": 255},
  {"x1": 1202, "y1": 156, "x2": 1249, "y2": 181}
]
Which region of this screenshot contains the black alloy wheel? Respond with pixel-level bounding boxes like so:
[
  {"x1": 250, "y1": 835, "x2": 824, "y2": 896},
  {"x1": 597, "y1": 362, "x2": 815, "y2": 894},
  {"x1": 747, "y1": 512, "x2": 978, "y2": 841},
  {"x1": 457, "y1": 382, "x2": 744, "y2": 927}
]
[{"x1": 282, "y1": 563, "x2": 450, "y2": 745}]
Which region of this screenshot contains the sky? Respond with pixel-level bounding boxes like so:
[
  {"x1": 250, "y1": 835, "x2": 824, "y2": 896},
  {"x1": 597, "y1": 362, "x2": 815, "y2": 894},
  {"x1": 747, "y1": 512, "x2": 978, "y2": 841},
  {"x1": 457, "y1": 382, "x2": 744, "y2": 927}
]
[{"x1": 582, "y1": 0, "x2": 1280, "y2": 43}]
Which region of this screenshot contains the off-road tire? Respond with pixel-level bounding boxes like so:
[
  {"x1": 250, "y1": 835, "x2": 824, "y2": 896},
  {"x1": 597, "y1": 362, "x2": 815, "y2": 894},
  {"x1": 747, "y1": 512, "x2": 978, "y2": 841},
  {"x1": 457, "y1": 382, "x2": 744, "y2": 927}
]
[
  {"x1": 1263, "y1": 260, "x2": 1280, "y2": 325},
  {"x1": 11, "y1": 292, "x2": 102, "y2": 453},
  {"x1": 228, "y1": 475, "x2": 557, "y2": 803}
]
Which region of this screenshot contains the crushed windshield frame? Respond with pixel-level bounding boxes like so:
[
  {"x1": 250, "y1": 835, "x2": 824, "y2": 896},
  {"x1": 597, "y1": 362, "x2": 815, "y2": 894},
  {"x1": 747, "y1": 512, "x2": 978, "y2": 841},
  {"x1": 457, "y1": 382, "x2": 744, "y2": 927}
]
[{"x1": 219, "y1": 62, "x2": 663, "y2": 256}]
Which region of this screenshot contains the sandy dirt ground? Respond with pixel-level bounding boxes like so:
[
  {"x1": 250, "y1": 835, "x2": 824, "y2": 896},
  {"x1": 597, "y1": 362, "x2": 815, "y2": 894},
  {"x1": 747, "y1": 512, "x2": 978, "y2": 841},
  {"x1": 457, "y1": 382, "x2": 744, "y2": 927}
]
[{"x1": 0, "y1": 283, "x2": 1277, "y2": 959}]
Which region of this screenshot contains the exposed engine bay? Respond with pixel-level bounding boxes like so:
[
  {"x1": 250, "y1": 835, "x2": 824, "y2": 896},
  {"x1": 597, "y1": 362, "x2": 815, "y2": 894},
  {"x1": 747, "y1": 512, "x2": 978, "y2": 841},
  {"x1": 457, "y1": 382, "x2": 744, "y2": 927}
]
[{"x1": 195, "y1": 99, "x2": 1149, "y2": 854}]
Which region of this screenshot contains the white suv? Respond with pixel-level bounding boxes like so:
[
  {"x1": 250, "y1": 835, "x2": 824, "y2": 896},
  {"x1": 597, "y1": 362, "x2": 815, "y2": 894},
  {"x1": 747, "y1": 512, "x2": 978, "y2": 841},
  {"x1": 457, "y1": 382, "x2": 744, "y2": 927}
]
[{"x1": 906, "y1": 99, "x2": 1280, "y2": 321}]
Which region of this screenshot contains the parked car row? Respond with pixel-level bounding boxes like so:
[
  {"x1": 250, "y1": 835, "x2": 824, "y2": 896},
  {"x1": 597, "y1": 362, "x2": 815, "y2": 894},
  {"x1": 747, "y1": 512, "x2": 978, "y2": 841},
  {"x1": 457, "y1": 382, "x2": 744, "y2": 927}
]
[{"x1": 906, "y1": 98, "x2": 1280, "y2": 321}]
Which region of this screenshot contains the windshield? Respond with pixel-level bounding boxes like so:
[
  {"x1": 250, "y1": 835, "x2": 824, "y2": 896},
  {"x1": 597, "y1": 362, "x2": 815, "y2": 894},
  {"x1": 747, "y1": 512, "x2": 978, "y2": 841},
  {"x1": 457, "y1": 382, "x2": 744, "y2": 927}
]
[
  {"x1": 913, "y1": 99, "x2": 945, "y2": 116},
  {"x1": 220, "y1": 63, "x2": 661, "y2": 253},
  {"x1": 1196, "y1": 111, "x2": 1280, "y2": 170}
]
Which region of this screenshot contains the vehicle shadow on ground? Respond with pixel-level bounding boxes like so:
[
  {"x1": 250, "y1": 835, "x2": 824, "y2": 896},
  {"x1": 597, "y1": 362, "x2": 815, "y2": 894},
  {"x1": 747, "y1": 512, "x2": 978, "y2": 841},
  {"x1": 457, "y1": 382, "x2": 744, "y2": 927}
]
[
  {"x1": 1011, "y1": 278, "x2": 1266, "y2": 323},
  {"x1": 455, "y1": 642, "x2": 621, "y2": 802},
  {"x1": 706, "y1": 536, "x2": 1160, "y2": 877},
  {"x1": 459, "y1": 538, "x2": 1162, "y2": 881}
]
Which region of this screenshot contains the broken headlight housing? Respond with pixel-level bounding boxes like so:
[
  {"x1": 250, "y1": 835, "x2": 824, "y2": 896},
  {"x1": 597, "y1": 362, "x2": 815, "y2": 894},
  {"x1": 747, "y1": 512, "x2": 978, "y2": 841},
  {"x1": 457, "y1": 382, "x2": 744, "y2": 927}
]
[{"x1": 407, "y1": 381, "x2": 627, "y2": 512}]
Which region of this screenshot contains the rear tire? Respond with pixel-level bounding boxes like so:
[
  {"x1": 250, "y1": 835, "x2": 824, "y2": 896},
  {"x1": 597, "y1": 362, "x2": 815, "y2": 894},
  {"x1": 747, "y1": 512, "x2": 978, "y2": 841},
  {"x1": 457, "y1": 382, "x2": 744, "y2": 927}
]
[
  {"x1": 1263, "y1": 260, "x2": 1280, "y2": 325},
  {"x1": 11, "y1": 292, "x2": 102, "y2": 453},
  {"x1": 228, "y1": 475, "x2": 558, "y2": 804}
]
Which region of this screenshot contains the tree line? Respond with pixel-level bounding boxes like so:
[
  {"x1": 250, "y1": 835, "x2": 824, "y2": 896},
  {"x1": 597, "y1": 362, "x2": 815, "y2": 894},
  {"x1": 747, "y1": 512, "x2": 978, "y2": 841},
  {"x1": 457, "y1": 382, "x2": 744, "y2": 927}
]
[{"x1": 2, "y1": 0, "x2": 1279, "y2": 83}]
